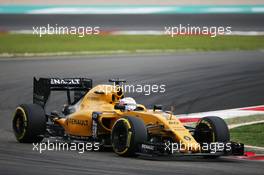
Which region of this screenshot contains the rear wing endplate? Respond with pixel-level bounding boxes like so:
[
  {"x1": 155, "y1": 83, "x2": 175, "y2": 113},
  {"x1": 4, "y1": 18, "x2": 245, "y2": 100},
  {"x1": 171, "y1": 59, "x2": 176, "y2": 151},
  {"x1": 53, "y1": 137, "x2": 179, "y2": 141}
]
[{"x1": 33, "y1": 77, "x2": 92, "y2": 107}]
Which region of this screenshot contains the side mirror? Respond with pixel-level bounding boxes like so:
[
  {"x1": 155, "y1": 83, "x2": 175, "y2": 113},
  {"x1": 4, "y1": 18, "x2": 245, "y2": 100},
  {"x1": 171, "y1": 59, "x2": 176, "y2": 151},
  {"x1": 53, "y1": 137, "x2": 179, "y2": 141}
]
[
  {"x1": 114, "y1": 104, "x2": 126, "y2": 110},
  {"x1": 153, "y1": 104, "x2": 162, "y2": 111}
]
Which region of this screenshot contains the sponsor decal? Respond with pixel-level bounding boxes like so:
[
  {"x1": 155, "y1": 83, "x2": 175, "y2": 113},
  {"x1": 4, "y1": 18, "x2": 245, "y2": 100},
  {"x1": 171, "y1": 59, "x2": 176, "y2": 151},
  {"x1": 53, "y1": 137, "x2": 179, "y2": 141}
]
[
  {"x1": 50, "y1": 78, "x2": 80, "y2": 85},
  {"x1": 92, "y1": 112, "x2": 101, "y2": 139},
  {"x1": 33, "y1": 94, "x2": 45, "y2": 100},
  {"x1": 68, "y1": 118, "x2": 88, "y2": 126},
  {"x1": 141, "y1": 144, "x2": 155, "y2": 151},
  {"x1": 184, "y1": 136, "x2": 191, "y2": 141},
  {"x1": 168, "y1": 120, "x2": 179, "y2": 125}
]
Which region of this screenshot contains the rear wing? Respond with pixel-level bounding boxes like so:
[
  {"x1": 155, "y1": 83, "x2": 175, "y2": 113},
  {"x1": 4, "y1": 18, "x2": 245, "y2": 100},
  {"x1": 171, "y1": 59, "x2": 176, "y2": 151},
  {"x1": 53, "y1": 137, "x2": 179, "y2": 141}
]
[{"x1": 33, "y1": 77, "x2": 93, "y2": 107}]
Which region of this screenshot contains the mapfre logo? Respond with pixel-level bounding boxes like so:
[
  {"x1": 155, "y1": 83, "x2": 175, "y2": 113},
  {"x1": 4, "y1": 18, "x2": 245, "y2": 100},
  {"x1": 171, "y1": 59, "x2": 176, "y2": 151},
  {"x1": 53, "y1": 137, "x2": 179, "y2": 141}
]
[{"x1": 50, "y1": 78, "x2": 80, "y2": 85}]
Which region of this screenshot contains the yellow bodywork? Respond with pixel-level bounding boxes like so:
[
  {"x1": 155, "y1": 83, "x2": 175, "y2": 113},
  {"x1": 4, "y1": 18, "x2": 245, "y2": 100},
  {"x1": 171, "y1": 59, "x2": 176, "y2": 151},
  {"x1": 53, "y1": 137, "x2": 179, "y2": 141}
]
[{"x1": 55, "y1": 84, "x2": 200, "y2": 152}]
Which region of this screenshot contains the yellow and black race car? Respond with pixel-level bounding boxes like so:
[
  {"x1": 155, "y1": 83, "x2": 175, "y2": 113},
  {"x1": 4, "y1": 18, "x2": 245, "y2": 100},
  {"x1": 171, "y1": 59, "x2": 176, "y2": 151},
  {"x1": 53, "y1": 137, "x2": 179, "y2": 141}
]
[{"x1": 12, "y1": 78, "x2": 244, "y2": 158}]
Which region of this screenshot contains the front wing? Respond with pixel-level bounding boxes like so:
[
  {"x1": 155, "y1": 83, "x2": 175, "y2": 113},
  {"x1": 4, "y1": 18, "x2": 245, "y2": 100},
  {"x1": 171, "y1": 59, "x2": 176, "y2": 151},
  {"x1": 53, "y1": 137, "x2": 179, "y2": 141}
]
[{"x1": 136, "y1": 142, "x2": 244, "y2": 158}]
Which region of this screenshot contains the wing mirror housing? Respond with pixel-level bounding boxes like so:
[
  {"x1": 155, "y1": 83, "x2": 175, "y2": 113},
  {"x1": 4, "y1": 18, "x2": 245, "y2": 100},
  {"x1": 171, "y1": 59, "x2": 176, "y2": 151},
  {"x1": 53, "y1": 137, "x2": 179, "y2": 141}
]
[{"x1": 153, "y1": 104, "x2": 162, "y2": 111}]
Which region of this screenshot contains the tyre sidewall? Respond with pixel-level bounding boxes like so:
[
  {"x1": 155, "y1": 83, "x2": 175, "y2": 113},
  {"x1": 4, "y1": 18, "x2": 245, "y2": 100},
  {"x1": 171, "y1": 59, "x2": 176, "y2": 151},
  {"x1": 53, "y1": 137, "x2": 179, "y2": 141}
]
[
  {"x1": 111, "y1": 116, "x2": 147, "y2": 156},
  {"x1": 13, "y1": 104, "x2": 46, "y2": 143}
]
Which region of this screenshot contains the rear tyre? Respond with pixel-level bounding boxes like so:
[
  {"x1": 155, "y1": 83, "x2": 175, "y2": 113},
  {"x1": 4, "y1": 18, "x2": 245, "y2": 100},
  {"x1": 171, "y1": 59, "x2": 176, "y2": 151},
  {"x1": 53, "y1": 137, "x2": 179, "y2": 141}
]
[
  {"x1": 12, "y1": 104, "x2": 46, "y2": 143},
  {"x1": 111, "y1": 116, "x2": 147, "y2": 157},
  {"x1": 194, "y1": 116, "x2": 230, "y2": 158}
]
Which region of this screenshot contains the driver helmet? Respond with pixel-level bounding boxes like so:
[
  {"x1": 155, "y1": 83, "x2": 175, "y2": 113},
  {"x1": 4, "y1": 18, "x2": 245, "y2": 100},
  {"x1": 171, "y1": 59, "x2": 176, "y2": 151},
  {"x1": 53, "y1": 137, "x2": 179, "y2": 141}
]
[{"x1": 119, "y1": 97, "x2": 137, "y2": 111}]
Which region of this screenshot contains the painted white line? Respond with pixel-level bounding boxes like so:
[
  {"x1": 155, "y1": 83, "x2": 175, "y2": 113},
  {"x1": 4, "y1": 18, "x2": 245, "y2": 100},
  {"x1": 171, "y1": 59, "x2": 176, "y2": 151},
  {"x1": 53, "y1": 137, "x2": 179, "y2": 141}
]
[
  {"x1": 178, "y1": 105, "x2": 264, "y2": 119},
  {"x1": 27, "y1": 7, "x2": 174, "y2": 15},
  {"x1": 206, "y1": 7, "x2": 245, "y2": 13},
  {"x1": 113, "y1": 30, "x2": 264, "y2": 36},
  {"x1": 252, "y1": 7, "x2": 264, "y2": 13},
  {"x1": 111, "y1": 30, "x2": 164, "y2": 35},
  {"x1": 229, "y1": 120, "x2": 264, "y2": 129},
  {"x1": 9, "y1": 30, "x2": 33, "y2": 34},
  {"x1": 0, "y1": 49, "x2": 182, "y2": 58},
  {"x1": 0, "y1": 50, "x2": 131, "y2": 58},
  {"x1": 227, "y1": 31, "x2": 264, "y2": 36},
  {"x1": 8, "y1": 30, "x2": 264, "y2": 36},
  {"x1": 245, "y1": 145, "x2": 264, "y2": 150}
]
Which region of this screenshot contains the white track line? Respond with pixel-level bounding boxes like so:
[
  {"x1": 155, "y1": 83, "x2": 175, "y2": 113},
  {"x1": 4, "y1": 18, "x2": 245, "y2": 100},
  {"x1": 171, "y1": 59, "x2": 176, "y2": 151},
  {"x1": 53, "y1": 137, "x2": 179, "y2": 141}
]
[
  {"x1": 178, "y1": 105, "x2": 264, "y2": 119},
  {"x1": 7, "y1": 30, "x2": 264, "y2": 36},
  {"x1": 245, "y1": 145, "x2": 264, "y2": 150},
  {"x1": 229, "y1": 120, "x2": 264, "y2": 129}
]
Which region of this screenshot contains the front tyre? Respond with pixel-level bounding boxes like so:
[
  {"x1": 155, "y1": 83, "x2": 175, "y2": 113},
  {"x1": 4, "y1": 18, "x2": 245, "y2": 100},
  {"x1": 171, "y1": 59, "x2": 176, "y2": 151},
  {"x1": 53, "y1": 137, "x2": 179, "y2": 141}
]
[
  {"x1": 111, "y1": 116, "x2": 147, "y2": 157},
  {"x1": 194, "y1": 116, "x2": 230, "y2": 158},
  {"x1": 194, "y1": 116, "x2": 230, "y2": 143},
  {"x1": 12, "y1": 104, "x2": 46, "y2": 143}
]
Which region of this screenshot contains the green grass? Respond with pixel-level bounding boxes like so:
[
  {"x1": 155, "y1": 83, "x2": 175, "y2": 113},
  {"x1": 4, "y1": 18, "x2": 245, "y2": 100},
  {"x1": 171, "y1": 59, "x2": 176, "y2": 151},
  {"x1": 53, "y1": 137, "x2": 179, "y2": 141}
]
[
  {"x1": 0, "y1": 34, "x2": 264, "y2": 55},
  {"x1": 225, "y1": 115, "x2": 264, "y2": 125},
  {"x1": 230, "y1": 123, "x2": 264, "y2": 147}
]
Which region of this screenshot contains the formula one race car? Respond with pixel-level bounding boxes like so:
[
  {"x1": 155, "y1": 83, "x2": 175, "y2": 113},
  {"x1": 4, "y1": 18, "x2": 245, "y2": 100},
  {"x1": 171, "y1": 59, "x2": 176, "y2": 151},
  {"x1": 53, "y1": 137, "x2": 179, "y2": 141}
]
[{"x1": 12, "y1": 78, "x2": 244, "y2": 158}]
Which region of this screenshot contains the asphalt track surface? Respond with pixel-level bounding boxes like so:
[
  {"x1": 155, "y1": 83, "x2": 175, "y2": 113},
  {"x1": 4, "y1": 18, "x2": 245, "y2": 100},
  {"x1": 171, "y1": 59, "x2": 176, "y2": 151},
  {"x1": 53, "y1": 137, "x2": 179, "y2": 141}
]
[
  {"x1": 0, "y1": 14, "x2": 264, "y2": 31},
  {"x1": 0, "y1": 51, "x2": 264, "y2": 175}
]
